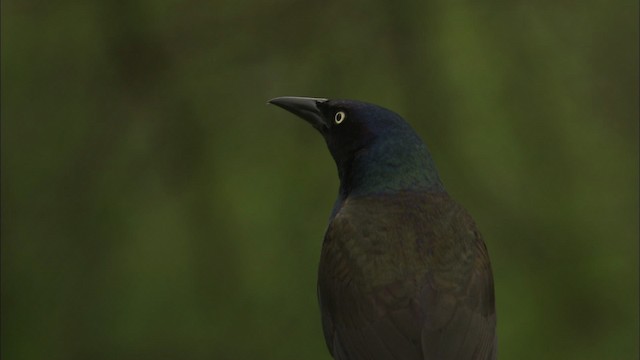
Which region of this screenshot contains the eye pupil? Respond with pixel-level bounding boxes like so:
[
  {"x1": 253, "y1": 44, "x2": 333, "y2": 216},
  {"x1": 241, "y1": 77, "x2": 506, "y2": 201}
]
[{"x1": 335, "y1": 111, "x2": 346, "y2": 124}]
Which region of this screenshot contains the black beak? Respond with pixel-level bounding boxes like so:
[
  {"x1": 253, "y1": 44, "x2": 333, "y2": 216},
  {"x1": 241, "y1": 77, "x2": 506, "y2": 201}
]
[{"x1": 268, "y1": 96, "x2": 329, "y2": 131}]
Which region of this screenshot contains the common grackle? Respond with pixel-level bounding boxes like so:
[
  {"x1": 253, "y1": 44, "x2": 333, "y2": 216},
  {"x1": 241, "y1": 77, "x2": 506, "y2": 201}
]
[{"x1": 269, "y1": 96, "x2": 497, "y2": 360}]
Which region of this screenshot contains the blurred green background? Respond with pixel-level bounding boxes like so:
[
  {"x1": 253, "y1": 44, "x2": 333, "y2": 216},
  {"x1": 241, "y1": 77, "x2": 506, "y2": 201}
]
[{"x1": 2, "y1": 1, "x2": 638, "y2": 359}]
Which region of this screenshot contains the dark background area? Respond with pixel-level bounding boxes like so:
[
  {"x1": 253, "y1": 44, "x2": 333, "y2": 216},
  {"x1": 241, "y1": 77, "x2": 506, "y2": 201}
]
[{"x1": 2, "y1": 1, "x2": 638, "y2": 359}]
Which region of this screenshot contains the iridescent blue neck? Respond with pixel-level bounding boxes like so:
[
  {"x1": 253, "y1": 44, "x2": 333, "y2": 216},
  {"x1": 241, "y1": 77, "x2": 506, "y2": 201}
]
[{"x1": 337, "y1": 132, "x2": 444, "y2": 200}]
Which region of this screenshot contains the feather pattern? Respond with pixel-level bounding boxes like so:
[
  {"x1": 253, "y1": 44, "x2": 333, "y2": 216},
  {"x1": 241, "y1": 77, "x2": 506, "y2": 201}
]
[{"x1": 318, "y1": 192, "x2": 496, "y2": 360}]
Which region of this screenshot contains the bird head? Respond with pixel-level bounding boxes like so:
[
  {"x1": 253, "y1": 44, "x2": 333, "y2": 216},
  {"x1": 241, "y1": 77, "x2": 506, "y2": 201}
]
[{"x1": 269, "y1": 96, "x2": 443, "y2": 198}]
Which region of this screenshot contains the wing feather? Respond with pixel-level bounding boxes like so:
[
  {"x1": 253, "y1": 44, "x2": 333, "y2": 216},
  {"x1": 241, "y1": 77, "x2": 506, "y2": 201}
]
[{"x1": 318, "y1": 192, "x2": 496, "y2": 360}]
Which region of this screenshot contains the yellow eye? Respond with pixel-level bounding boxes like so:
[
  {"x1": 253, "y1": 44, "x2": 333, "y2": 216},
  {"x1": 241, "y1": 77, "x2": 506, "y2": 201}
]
[{"x1": 334, "y1": 111, "x2": 346, "y2": 124}]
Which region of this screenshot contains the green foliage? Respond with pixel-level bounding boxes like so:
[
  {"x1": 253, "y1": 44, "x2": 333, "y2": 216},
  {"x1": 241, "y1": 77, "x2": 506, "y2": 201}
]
[{"x1": 2, "y1": 1, "x2": 638, "y2": 359}]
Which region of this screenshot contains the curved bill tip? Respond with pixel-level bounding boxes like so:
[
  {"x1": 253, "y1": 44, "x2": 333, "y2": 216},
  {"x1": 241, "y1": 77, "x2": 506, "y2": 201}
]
[
  {"x1": 268, "y1": 96, "x2": 328, "y2": 106},
  {"x1": 268, "y1": 96, "x2": 329, "y2": 130}
]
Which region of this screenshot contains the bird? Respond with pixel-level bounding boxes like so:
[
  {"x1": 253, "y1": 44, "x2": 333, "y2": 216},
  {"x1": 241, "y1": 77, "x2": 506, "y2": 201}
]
[{"x1": 269, "y1": 96, "x2": 497, "y2": 360}]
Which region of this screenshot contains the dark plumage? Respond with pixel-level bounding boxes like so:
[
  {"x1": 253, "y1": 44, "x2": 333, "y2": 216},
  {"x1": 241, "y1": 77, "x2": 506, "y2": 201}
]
[{"x1": 269, "y1": 96, "x2": 497, "y2": 360}]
